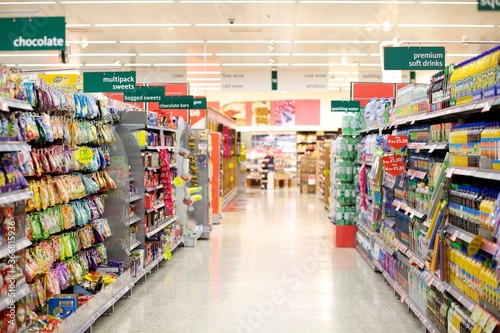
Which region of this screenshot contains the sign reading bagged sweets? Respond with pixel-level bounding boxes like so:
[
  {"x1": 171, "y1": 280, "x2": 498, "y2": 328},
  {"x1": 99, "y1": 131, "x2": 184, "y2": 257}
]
[
  {"x1": 384, "y1": 47, "x2": 445, "y2": 70},
  {"x1": 387, "y1": 135, "x2": 408, "y2": 150},
  {"x1": 382, "y1": 155, "x2": 406, "y2": 177},
  {"x1": 0, "y1": 16, "x2": 66, "y2": 51},
  {"x1": 124, "y1": 86, "x2": 165, "y2": 102}
]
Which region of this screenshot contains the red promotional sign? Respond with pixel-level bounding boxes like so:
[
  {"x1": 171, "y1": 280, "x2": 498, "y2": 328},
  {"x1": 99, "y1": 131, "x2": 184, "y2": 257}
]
[
  {"x1": 387, "y1": 135, "x2": 408, "y2": 150},
  {"x1": 382, "y1": 155, "x2": 406, "y2": 177}
]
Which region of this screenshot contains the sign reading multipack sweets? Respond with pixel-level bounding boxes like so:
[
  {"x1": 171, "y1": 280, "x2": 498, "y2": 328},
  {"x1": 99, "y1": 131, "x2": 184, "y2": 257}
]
[
  {"x1": 83, "y1": 71, "x2": 136, "y2": 93},
  {"x1": 387, "y1": 135, "x2": 408, "y2": 150},
  {"x1": 159, "y1": 96, "x2": 194, "y2": 109},
  {"x1": 331, "y1": 100, "x2": 360, "y2": 112},
  {"x1": 478, "y1": 0, "x2": 500, "y2": 10},
  {"x1": 0, "y1": 16, "x2": 66, "y2": 51},
  {"x1": 124, "y1": 86, "x2": 165, "y2": 102},
  {"x1": 382, "y1": 155, "x2": 406, "y2": 177},
  {"x1": 384, "y1": 47, "x2": 445, "y2": 70}
]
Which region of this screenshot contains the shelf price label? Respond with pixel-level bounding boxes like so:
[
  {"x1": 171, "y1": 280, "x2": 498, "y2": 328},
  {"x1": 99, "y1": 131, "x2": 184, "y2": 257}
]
[
  {"x1": 382, "y1": 155, "x2": 405, "y2": 177},
  {"x1": 467, "y1": 234, "x2": 483, "y2": 256}
]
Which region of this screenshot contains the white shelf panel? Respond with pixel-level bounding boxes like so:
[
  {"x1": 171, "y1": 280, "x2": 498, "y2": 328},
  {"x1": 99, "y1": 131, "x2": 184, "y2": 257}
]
[
  {"x1": 445, "y1": 225, "x2": 498, "y2": 256},
  {"x1": 145, "y1": 202, "x2": 165, "y2": 213},
  {"x1": 145, "y1": 216, "x2": 178, "y2": 238},
  {"x1": 0, "y1": 283, "x2": 30, "y2": 311},
  {"x1": 0, "y1": 97, "x2": 33, "y2": 112},
  {"x1": 126, "y1": 215, "x2": 141, "y2": 226},
  {"x1": 145, "y1": 184, "x2": 163, "y2": 192},
  {"x1": 0, "y1": 142, "x2": 31, "y2": 152},
  {"x1": 129, "y1": 240, "x2": 141, "y2": 251},
  {"x1": 129, "y1": 194, "x2": 142, "y2": 203},
  {"x1": 0, "y1": 189, "x2": 30, "y2": 205}
]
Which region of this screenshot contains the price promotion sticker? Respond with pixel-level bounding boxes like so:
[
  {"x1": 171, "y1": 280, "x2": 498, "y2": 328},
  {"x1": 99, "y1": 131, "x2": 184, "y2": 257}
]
[
  {"x1": 75, "y1": 147, "x2": 94, "y2": 164},
  {"x1": 467, "y1": 234, "x2": 483, "y2": 256}
]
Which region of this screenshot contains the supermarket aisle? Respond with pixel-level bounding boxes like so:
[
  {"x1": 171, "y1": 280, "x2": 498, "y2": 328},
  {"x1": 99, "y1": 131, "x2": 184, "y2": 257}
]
[{"x1": 93, "y1": 188, "x2": 422, "y2": 333}]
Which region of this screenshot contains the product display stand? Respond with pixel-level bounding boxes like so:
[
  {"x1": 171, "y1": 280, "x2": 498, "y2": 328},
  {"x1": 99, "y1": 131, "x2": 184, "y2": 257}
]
[
  {"x1": 354, "y1": 80, "x2": 500, "y2": 333},
  {"x1": 210, "y1": 132, "x2": 223, "y2": 224}
]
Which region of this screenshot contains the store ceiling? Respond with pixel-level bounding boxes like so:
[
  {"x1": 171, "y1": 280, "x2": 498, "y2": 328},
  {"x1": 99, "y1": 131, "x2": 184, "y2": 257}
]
[{"x1": 0, "y1": 0, "x2": 499, "y2": 89}]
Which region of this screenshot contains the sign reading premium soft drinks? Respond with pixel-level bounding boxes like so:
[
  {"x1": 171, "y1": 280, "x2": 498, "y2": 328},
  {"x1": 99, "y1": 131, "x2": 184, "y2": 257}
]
[
  {"x1": 387, "y1": 135, "x2": 408, "y2": 150},
  {"x1": 0, "y1": 17, "x2": 66, "y2": 51},
  {"x1": 382, "y1": 155, "x2": 406, "y2": 177}
]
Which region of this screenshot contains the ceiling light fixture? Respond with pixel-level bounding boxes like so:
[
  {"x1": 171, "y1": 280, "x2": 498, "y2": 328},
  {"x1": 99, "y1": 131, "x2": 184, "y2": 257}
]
[
  {"x1": 66, "y1": 40, "x2": 117, "y2": 44},
  {"x1": 297, "y1": 23, "x2": 393, "y2": 27},
  {"x1": 73, "y1": 53, "x2": 137, "y2": 57},
  {"x1": 154, "y1": 63, "x2": 219, "y2": 66},
  {"x1": 84, "y1": 63, "x2": 122, "y2": 67},
  {"x1": 187, "y1": 83, "x2": 220, "y2": 86},
  {"x1": 206, "y1": 40, "x2": 292, "y2": 44},
  {"x1": 419, "y1": 1, "x2": 478, "y2": 4},
  {"x1": 300, "y1": 0, "x2": 414, "y2": 3},
  {"x1": 221, "y1": 63, "x2": 289, "y2": 66},
  {"x1": 66, "y1": 24, "x2": 92, "y2": 27},
  {"x1": 180, "y1": 0, "x2": 293, "y2": 3},
  {"x1": 17, "y1": 63, "x2": 83, "y2": 67},
  {"x1": 186, "y1": 78, "x2": 221, "y2": 81},
  {"x1": 0, "y1": 53, "x2": 58, "y2": 57},
  {"x1": 125, "y1": 63, "x2": 152, "y2": 67},
  {"x1": 290, "y1": 63, "x2": 358, "y2": 67},
  {"x1": 121, "y1": 40, "x2": 203, "y2": 44},
  {"x1": 267, "y1": 45, "x2": 274, "y2": 51},
  {"x1": 401, "y1": 40, "x2": 500, "y2": 44},
  {"x1": 447, "y1": 53, "x2": 479, "y2": 57},
  {"x1": 95, "y1": 23, "x2": 191, "y2": 27},
  {"x1": 359, "y1": 63, "x2": 382, "y2": 66},
  {"x1": 292, "y1": 53, "x2": 368, "y2": 56},
  {"x1": 62, "y1": 0, "x2": 174, "y2": 3},
  {"x1": 216, "y1": 53, "x2": 290, "y2": 56},
  {"x1": 139, "y1": 53, "x2": 213, "y2": 56},
  {"x1": 294, "y1": 40, "x2": 379, "y2": 44},
  {"x1": 196, "y1": 23, "x2": 293, "y2": 27},
  {"x1": 187, "y1": 71, "x2": 221, "y2": 75},
  {"x1": 398, "y1": 23, "x2": 494, "y2": 28},
  {"x1": 0, "y1": 1, "x2": 56, "y2": 4}
]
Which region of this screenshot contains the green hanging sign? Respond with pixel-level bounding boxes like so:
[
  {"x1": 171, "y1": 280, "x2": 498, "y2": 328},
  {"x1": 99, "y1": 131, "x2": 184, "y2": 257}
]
[
  {"x1": 331, "y1": 100, "x2": 360, "y2": 112},
  {"x1": 384, "y1": 47, "x2": 445, "y2": 70},
  {"x1": 0, "y1": 16, "x2": 66, "y2": 51},
  {"x1": 159, "y1": 96, "x2": 194, "y2": 109},
  {"x1": 124, "y1": 86, "x2": 165, "y2": 102},
  {"x1": 192, "y1": 97, "x2": 207, "y2": 109},
  {"x1": 83, "y1": 71, "x2": 136, "y2": 93},
  {"x1": 478, "y1": 0, "x2": 500, "y2": 10}
]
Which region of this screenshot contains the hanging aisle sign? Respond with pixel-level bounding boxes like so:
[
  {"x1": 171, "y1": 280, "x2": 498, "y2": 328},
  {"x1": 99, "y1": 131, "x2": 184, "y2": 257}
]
[
  {"x1": 83, "y1": 71, "x2": 136, "y2": 93},
  {"x1": 159, "y1": 96, "x2": 194, "y2": 109},
  {"x1": 330, "y1": 100, "x2": 360, "y2": 112},
  {"x1": 0, "y1": 16, "x2": 66, "y2": 51},
  {"x1": 123, "y1": 86, "x2": 165, "y2": 102},
  {"x1": 192, "y1": 97, "x2": 207, "y2": 109},
  {"x1": 384, "y1": 47, "x2": 445, "y2": 70},
  {"x1": 478, "y1": 0, "x2": 500, "y2": 10}
]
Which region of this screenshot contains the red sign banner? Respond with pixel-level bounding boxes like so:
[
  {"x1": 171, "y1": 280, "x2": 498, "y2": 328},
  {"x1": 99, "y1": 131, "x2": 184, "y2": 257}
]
[
  {"x1": 382, "y1": 155, "x2": 406, "y2": 177},
  {"x1": 387, "y1": 135, "x2": 408, "y2": 150}
]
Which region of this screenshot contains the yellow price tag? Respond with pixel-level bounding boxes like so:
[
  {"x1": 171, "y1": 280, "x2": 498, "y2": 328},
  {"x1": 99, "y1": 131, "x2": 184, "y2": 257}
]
[
  {"x1": 323, "y1": 170, "x2": 330, "y2": 176},
  {"x1": 467, "y1": 234, "x2": 483, "y2": 256},
  {"x1": 229, "y1": 162, "x2": 234, "y2": 169},
  {"x1": 164, "y1": 248, "x2": 172, "y2": 261},
  {"x1": 76, "y1": 147, "x2": 94, "y2": 164},
  {"x1": 230, "y1": 176, "x2": 234, "y2": 182},
  {"x1": 173, "y1": 176, "x2": 184, "y2": 187}
]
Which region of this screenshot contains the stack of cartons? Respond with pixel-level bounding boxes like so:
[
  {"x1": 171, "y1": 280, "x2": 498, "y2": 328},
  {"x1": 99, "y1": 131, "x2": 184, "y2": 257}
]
[{"x1": 299, "y1": 157, "x2": 317, "y2": 193}]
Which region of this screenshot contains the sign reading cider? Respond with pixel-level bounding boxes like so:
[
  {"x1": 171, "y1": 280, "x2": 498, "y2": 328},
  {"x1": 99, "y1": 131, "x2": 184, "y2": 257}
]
[{"x1": 0, "y1": 17, "x2": 66, "y2": 51}]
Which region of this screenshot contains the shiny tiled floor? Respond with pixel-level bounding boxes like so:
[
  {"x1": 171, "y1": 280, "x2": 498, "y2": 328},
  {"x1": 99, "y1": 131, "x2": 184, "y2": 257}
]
[{"x1": 93, "y1": 188, "x2": 422, "y2": 333}]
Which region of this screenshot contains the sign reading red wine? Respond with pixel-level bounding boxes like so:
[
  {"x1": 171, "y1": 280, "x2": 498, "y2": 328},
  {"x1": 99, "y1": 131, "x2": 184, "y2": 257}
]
[
  {"x1": 387, "y1": 135, "x2": 408, "y2": 150},
  {"x1": 382, "y1": 155, "x2": 406, "y2": 177}
]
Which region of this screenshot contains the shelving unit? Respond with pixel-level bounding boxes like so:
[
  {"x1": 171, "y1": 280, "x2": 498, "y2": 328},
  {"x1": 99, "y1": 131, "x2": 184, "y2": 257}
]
[{"x1": 354, "y1": 93, "x2": 500, "y2": 332}]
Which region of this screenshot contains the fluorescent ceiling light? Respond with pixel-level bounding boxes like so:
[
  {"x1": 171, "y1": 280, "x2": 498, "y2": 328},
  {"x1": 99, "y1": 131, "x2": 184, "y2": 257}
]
[
  {"x1": 300, "y1": 1, "x2": 414, "y2": 3},
  {"x1": 84, "y1": 63, "x2": 122, "y2": 67},
  {"x1": 67, "y1": 40, "x2": 117, "y2": 44},
  {"x1": 4, "y1": 64, "x2": 16, "y2": 67},
  {"x1": 216, "y1": 53, "x2": 290, "y2": 56},
  {"x1": 139, "y1": 53, "x2": 213, "y2": 56},
  {"x1": 297, "y1": 23, "x2": 393, "y2": 27},
  {"x1": 73, "y1": 53, "x2": 137, "y2": 57},
  {"x1": 0, "y1": 53, "x2": 58, "y2": 57},
  {"x1": 17, "y1": 63, "x2": 83, "y2": 67},
  {"x1": 96, "y1": 23, "x2": 191, "y2": 27},
  {"x1": 154, "y1": 63, "x2": 219, "y2": 66},
  {"x1": 328, "y1": 71, "x2": 358, "y2": 74},
  {"x1": 66, "y1": 24, "x2": 92, "y2": 27},
  {"x1": 359, "y1": 63, "x2": 381, "y2": 66},
  {"x1": 0, "y1": 1, "x2": 56, "y2": 4},
  {"x1": 206, "y1": 40, "x2": 291, "y2": 44},
  {"x1": 196, "y1": 23, "x2": 293, "y2": 27},
  {"x1": 121, "y1": 40, "x2": 203, "y2": 44},
  {"x1": 187, "y1": 71, "x2": 221, "y2": 74},
  {"x1": 125, "y1": 63, "x2": 152, "y2": 67},
  {"x1": 420, "y1": 1, "x2": 477, "y2": 4},
  {"x1": 292, "y1": 53, "x2": 368, "y2": 56},
  {"x1": 294, "y1": 40, "x2": 378, "y2": 44},
  {"x1": 221, "y1": 63, "x2": 289, "y2": 66},
  {"x1": 290, "y1": 63, "x2": 358, "y2": 66},
  {"x1": 62, "y1": 0, "x2": 174, "y2": 3},
  {"x1": 399, "y1": 23, "x2": 494, "y2": 28},
  {"x1": 448, "y1": 53, "x2": 479, "y2": 57},
  {"x1": 181, "y1": 0, "x2": 293, "y2": 2},
  {"x1": 187, "y1": 78, "x2": 221, "y2": 81},
  {"x1": 188, "y1": 83, "x2": 220, "y2": 86},
  {"x1": 369, "y1": 53, "x2": 381, "y2": 56}
]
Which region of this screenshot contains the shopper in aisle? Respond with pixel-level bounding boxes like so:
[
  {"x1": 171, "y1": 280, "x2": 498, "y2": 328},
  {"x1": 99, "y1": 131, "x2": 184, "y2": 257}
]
[{"x1": 92, "y1": 188, "x2": 422, "y2": 333}]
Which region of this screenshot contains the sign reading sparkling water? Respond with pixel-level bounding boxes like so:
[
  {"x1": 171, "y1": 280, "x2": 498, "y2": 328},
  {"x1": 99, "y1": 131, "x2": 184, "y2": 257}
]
[
  {"x1": 0, "y1": 17, "x2": 66, "y2": 51},
  {"x1": 330, "y1": 100, "x2": 360, "y2": 112},
  {"x1": 382, "y1": 155, "x2": 405, "y2": 177},
  {"x1": 83, "y1": 71, "x2": 136, "y2": 93},
  {"x1": 478, "y1": 0, "x2": 500, "y2": 10},
  {"x1": 384, "y1": 47, "x2": 445, "y2": 70}
]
